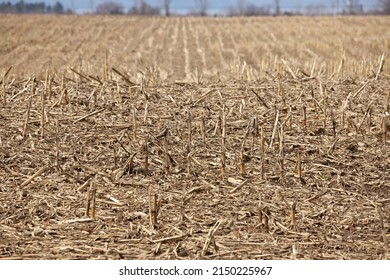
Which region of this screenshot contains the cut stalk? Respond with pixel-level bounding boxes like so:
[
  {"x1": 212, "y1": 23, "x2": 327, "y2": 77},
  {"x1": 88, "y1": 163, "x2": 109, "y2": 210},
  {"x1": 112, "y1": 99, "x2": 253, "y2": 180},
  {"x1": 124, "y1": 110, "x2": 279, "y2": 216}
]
[
  {"x1": 382, "y1": 116, "x2": 388, "y2": 143},
  {"x1": 257, "y1": 202, "x2": 263, "y2": 224},
  {"x1": 260, "y1": 157, "x2": 264, "y2": 180},
  {"x1": 375, "y1": 52, "x2": 386, "y2": 80},
  {"x1": 187, "y1": 109, "x2": 192, "y2": 152},
  {"x1": 187, "y1": 153, "x2": 192, "y2": 175},
  {"x1": 48, "y1": 76, "x2": 52, "y2": 99},
  {"x1": 105, "y1": 50, "x2": 109, "y2": 81},
  {"x1": 263, "y1": 206, "x2": 270, "y2": 231},
  {"x1": 221, "y1": 151, "x2": 226, "y2": 175},
  {"x1": 269, "y1": 109, "x2": 279, "y2": 148},
  {"x1": 279, "y1": 126, "x2": 285, "y2": 179},
  {"x1": 260, "y1": 126, "x2": 265, "y2": 157},
  {"x1": 2, "y1": 66, "x2": 12, "y2": 102},
  {"x1": 55, "y1": 117, "x2": 60, "y2": 168},
  {"x1": 143, "y1": 101, "x2": 149, "y2": 124},
  {"x1": 31, "y1": 76, "x2": 36, "y2": 96},
  {"x1": 221, "y1": 105, "x2": 227, "y2": 175},
  {"x1": 222, "y1": 105, "x2": 226, "y2": 148},
  {"x1": 260, "y1": 126, "x2": 265, "y2": 179},
  {"x1": 164, "y1": 134, "x2": 170, "y2": 174},
  {"x1": 144, "y1": 139, "x2": 149, "y2": 172},
  {"x1": 251, "y1": 116, "x2": 258, "y2": 153},
  {"x1": 323, "y1": 91, "x2": 328, "y2": 132},
  {"x1": 279, "y1": 83, "x2": 286, "y2": 107},
  {"x1": 302, "y1": 105, "x2": 307, "y2": 132},
  {"x1": 295, "y1": 151, "x2": 302, "y2": 178},
  {"x1": 85, "y1": 182, "x2": 97, "y2": 220},
  {"x1": 151, "y1": 193, "x2": 160, "y2": 228},
  {"x1": 85, "y1": 184, "x2": 91, "y2": 217},
  {"x1": 290, "y1": 201, "x2": 297, "y2": 227},
  {"x1": 311, "y1": 85, "x2": 317, "y2": 113},
  {"x1": 44, "y1": 68, "x2": 49, "y2": 98},
  {"x1": 90, "y1": 187, "x2": 96, "y2": 220},
  {"x1": 239, "y1": 149, "x2": 245, "y2": 176},
  {"x1": 40, "y1": 77, "x2": 45, "y2": 138},
  {"x1": 201, "y1": 116, "x2": 206, "y2": 144},
  {"x1": 133, "y1": 108, "x2": 137, "y2": 139},
  {"x1": 22, "y1": 97, "x2": 32, "y2": 139},
  {"x1": 331, "y1": 109, "x2": 336, "y2": 138},
  {"x1": 2, "y1": 72, "x2": 6, "y2": 102}
]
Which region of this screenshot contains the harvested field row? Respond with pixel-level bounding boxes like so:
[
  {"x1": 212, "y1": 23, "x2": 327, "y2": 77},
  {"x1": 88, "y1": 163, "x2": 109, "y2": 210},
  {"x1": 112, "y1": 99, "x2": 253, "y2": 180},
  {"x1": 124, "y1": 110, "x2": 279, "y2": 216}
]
[
  {"x1": 0, "y1": 15, "x2": 389, "y2": 81},
  {"x1": 0, "y1": 15, "x2": 389, "y2": 260},
  {"x1": 1, "y1": 71, "x2": 389, "y2": 259}
]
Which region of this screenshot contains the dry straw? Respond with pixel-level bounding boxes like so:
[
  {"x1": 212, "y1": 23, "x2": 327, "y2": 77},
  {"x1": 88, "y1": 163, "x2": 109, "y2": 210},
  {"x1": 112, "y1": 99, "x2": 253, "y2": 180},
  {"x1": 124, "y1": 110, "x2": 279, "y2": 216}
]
[{"x1": 1, "y1": 16, "x2": 389, "y2": 260}]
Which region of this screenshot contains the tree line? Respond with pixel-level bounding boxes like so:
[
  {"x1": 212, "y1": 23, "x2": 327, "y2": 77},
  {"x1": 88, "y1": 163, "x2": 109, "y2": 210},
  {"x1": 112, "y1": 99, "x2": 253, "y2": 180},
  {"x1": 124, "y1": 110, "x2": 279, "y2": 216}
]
[
  {"x1": 0, "y1": 1, "x2": 68, "y2": 14},
  {"x1": 90, "y1": 0, "x2": 390, "y2": 16},
  {"x1": 1, "y1": 0, "x2": 389, "y2": 15}
]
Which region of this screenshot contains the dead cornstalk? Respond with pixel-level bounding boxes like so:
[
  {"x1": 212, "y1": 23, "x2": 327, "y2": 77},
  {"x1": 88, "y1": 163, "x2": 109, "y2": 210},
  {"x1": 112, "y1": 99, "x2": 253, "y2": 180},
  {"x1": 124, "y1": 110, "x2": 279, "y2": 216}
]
[
  {"x1": 20, "y1": 166, "x2": 47, "y2": 188},
  {"x1": 149, "y1": 186, "x2": 153, "y2": 226},
  {"x1": 330, "y1": 109, "x2": 336, "y2": 138},
  {"x1": 295, "y1": 151, "x2": 302, "y2": 179},
  {"x1": 133, "y1": 108, "x2": 137, "y2": 139},
  {"x1": 22, "y1": 97, "x2": 32, "y2": 139},
  {"x1": 201, "y1": 116, "x2": 206, "y2": 144},
  {"x1": 257, "y1": 202, "x2": 263, "y2": 224},
  {"x1": 381, "y1": 116, "x2": 388, "y2": 143},
  {"x1": 263, "y1": 206, "x2": 270, "y2": 231},
  {"x1": 187, "y1": 109, "x2": 192, "y2": 150},
  {"x1": 201, "y1": 219, "x2": 223, "y2": 257},
  {"x1": 31, "y1": 75, "x2": 36, "y2": 96},
  {"x1": 105, "y1": 50, "x2": 109, "y2": 81},
  {"x1": 2, "y1": 71, "x2": 6, "y2": 102},
  {"x1": 375, "y1": 52, "x2": 386, "y2": 80},
  {"x1": 323, "y1": 90, "x2": 328, "y2": 132},
  {"x1": 144, "y1": 139, "x2": 149, "y2": 173},
  {"x1": 260, "y1": 126, "x2": 265, "y2": 157},
  {"x1": 39, "y1": 77, "x2": 45, "y2": 138},
  {"x1": 164, "y1": 134, "x2": 170, "y2": 174},
  {"x1": 221, "y1": 105, "x2": 226, "y2": 148},
  {"x1": 376, "y1": 206, "x2": 388, "y2": 247},
  {"x1": 187, "y1": 153, "x2": 192, "y2": 175},
  {"x1": 90, "y1": 187, "x2": 96, "y2": 220},
  {"x1": 269, "y1": 108, "x2": 279, "y2": 148},
  {"x1": 311, "y1": 85, "x2": 317, "y2": 113},
  {"x1": 260, "y1": 126, "x2": 265, "y2": 179},
  {"x1": 279, "y1": 125, "x2": 285, "y2": 179},
  {"x1": 153, "y1": 193, "x2": 159, "y2": 226},
  {"x1": 290, "y1": 201, "x2": 297, "y2": 228},
  {"x1": 55, "y1": 117, "x2": 60, "y2": 168},
  {"x1": 1, "y1": 66, "x2": 12, "y2": 102},
  {"x1": 150, "y1": 192, "x2": 160, "y2": 229},
  {"x1": 279, "y1": 83, "x2": 286, "y2": 107},
  {"x1": 187, "y1": 109, "x2": 192, "y2": 174},
  {"x1": 221, "y1": 105, "x2": 227, "y2": 175},
  {"x1": 85, "y1": 181, "x2": 97, "y2": 220},
  {"x1": 251, "y1": 116, "x2": 258, "y2": 153},
  {"x1": 239, "y1": 148, "x2": 245, "y2": 176},
  {"x1": 48, "y1": 75, "x2": 52, "y2": 99},
  {"x1": 44, "y1": 68, "x2": 49, "y2": 98},
  {"x1": 143, "y1": 101, "x2": 149, "y2": 124},
  {"x1": 85, "y1": 187, "x2": 91, "y2": 217},
  {"x1": 221, "y1": 150, "x2": 226, "y2": 175}
]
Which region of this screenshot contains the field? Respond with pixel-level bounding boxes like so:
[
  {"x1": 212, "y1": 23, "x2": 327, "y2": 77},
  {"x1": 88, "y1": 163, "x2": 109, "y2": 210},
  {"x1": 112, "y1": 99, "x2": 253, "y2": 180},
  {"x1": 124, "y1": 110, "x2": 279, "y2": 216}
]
[{"x1": 0, "y1": 15, "x2": 390, "y2": 260}]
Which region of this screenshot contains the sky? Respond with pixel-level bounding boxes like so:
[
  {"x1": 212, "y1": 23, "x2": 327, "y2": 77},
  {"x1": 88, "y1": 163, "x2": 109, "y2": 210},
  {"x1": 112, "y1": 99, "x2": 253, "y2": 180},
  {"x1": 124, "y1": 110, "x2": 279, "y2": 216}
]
[{"x1": 4, "y1": 0, "x2": 379, "y2": 13}]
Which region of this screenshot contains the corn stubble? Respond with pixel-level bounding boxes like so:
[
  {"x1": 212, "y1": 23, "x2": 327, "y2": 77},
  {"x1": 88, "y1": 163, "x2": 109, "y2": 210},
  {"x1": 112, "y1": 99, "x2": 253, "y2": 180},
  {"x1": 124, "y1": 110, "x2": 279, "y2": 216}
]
[{"x1": 0, "y1": 15, "x2": 389, "y2": 260}]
